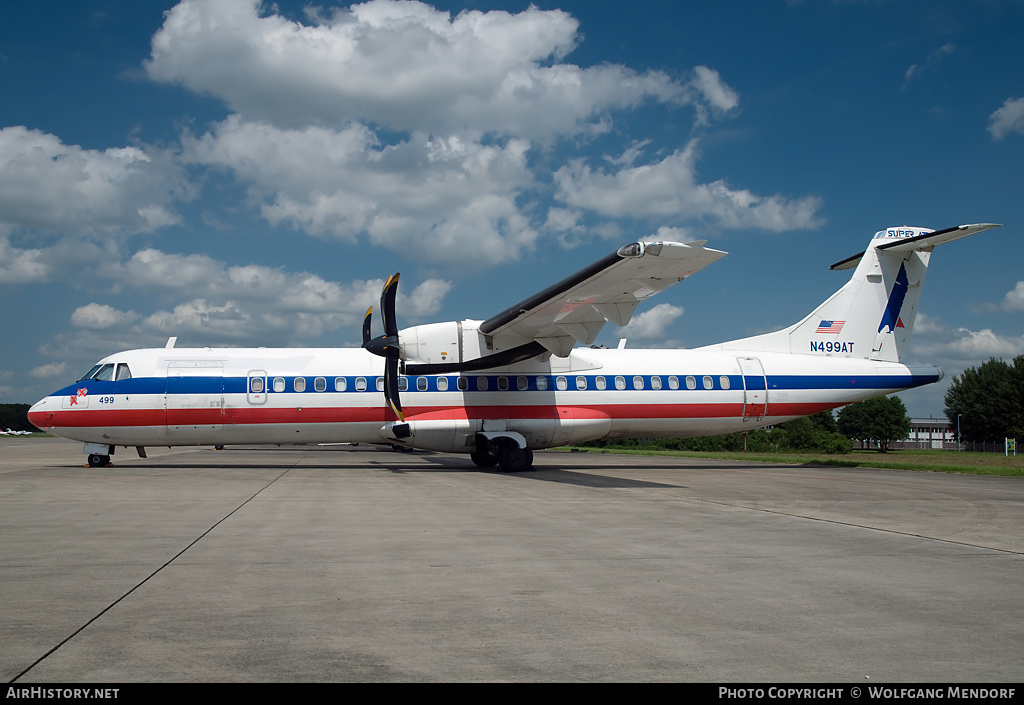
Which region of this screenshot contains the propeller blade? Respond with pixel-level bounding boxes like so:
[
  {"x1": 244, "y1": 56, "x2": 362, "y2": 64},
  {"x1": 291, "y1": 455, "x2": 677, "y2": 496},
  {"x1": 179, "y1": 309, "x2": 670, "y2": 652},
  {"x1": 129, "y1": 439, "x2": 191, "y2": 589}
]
[
  {"x1": 381, "y1": 273, "x2": 400, "y2": 338},
  {"x1": 384, "y1": 355, "x2": 404, "y2": 422},
  {"x1": 361, "y1": 306, "x2": 373, "y2": 349}
]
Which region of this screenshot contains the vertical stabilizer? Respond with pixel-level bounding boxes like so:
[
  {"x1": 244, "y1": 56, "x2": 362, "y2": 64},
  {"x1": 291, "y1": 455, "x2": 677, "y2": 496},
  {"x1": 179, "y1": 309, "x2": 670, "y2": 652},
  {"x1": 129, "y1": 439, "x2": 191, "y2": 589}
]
[{"x1": 713, "y1": 224, "x2": 1000, "y2": 362}]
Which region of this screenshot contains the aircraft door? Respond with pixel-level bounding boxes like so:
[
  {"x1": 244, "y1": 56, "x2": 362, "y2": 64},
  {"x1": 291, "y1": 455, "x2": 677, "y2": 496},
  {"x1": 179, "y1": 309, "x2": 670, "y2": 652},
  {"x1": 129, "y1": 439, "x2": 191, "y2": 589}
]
[
  {"x1": 246, "y1": 369, "x2": 268, "y2": 406},
  {"x1": 737, "y1": 357, "x2": 768, "y2": 421},
  {"x1": 166, "y1": 362, "x2": 225, "y2": 432}
]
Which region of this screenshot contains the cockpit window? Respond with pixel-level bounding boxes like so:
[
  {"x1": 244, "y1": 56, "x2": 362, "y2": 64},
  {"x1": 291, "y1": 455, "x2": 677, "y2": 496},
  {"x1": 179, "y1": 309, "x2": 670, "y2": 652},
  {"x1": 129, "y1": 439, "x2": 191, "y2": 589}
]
[
  {"x1": 79, "y1": 365, "x2": 102, "y2": 381},
  {"x1": 84, "y1": 364, "x2": 116, "y2": 381},
  {"x1": 79, "y1": 363, "x2": 131, "y2": 381}
]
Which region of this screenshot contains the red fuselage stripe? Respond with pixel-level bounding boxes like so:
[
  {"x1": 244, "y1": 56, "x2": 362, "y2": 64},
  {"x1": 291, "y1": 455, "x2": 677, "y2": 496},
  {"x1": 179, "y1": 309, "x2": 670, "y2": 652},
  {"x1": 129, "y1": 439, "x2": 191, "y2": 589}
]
[{"x1": 33, "y1": 401, "x2": 840, "y2": 429}]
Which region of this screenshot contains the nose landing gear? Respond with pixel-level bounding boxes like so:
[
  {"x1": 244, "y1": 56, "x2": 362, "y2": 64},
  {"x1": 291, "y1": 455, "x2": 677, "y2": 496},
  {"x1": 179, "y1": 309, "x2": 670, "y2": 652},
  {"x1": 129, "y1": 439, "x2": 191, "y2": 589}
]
[{"x1": 87, "y1": 453, "x2": 110, "y2": 467}]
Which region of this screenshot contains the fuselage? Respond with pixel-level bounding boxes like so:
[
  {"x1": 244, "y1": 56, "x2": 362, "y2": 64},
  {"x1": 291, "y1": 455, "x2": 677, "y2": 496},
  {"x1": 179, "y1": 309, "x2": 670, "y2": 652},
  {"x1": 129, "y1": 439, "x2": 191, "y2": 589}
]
[{"x1": 28, "y1": 345, "x2": 941, "y2": 453}]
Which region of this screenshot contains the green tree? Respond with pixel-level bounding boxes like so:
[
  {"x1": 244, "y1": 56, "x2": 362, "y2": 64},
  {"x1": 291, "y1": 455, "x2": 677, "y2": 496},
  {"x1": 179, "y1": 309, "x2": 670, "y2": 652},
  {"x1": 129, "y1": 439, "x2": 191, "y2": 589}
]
[
  {"x1": 837, "y1": 395, "x2": 911, "y2": 452},
  {"x1": 944, "y1": 357, "x2": 1024, "y2": 442},
  {"x1": 0, "y1": 404, "x2": 34, "y2": 432},
  {"x1": 771, "y1": 412, "x2": 850, "y2": 453}
]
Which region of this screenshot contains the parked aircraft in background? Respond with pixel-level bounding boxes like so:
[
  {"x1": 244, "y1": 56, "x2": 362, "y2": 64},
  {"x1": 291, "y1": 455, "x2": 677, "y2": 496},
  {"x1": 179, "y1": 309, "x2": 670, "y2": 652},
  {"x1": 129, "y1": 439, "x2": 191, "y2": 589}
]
[{"x1": 29, "y1": 223, "x2": 999, "y2": 470}]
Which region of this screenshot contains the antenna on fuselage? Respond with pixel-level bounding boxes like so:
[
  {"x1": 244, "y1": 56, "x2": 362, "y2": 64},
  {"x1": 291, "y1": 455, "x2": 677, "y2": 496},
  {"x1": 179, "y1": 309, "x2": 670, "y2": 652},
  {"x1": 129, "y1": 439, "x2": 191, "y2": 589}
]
[{"x1": 165, "y1": 337, "x2": 177, "y2": 349}]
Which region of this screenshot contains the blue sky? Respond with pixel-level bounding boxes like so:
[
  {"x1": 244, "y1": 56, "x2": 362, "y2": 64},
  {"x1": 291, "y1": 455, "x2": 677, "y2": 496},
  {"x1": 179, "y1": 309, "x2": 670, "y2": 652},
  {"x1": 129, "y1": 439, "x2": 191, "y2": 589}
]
[{"x1": 2, "y1": 0, "x2": 1022, "y2": 418}]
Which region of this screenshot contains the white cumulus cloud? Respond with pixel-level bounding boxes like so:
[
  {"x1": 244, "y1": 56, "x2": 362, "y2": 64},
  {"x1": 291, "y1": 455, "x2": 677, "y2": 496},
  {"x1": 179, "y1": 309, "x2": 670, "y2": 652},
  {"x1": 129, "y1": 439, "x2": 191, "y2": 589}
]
[
  {"x1": 94, "y1": 246, "x2": 450, "y2": 344},
  {"x1": 0, "y1": 126, "x2": 189, "y2": 235},
  {"x1": 181, "y1": 116, "x2": 539, "y2": 262},
  {"x1": 70, "y1": 303, "x2": 140, "y2": 330},
  {"x1": 146, "y1": 0, "x2": 714, "y2": 140},
  {"x1": 137, "y1": 0, "x2": 818, "y2": 259},
  {"x1": 29, "y1": 362, "x2": 68, "y2": 379},
  {"x1": 1001, "y1": 281, "x2": 1024, "y2": 311},
  {"x1": 913, "y1": 325, "x2": 1024, "y2": 361},
  {"x1": 553, "y1": 141, "x2": 823, "y2": 231},
  {"x1": 988, "y1": 97, "x2": 1024, "y2": 140},
  {"x1": 0, "y1": 236, "x2": 50, "y2": 284},
  {"x1": 617, "y1": 303, "x2": 685, "y2": 340}
]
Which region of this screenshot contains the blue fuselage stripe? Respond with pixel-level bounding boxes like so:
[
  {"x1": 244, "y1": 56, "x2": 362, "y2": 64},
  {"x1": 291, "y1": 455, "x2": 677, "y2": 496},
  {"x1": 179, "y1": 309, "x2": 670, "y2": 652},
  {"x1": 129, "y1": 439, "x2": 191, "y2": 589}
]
[{"x1": 52, "y1": 372, "x2": 940, "y2": 399}]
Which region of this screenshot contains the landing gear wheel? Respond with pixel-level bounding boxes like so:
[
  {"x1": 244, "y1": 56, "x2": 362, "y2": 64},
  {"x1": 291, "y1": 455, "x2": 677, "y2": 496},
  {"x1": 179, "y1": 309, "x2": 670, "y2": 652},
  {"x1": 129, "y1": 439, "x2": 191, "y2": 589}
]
[
  {"x1": 497, "y1": 443, "x2": 534, "y2": 472},
  {"x1": 470, "y1": 450, "x2": 498, "y2": 468},
  {"x1": 87, "y1": 454, "x2": 110, "y2": 468}
]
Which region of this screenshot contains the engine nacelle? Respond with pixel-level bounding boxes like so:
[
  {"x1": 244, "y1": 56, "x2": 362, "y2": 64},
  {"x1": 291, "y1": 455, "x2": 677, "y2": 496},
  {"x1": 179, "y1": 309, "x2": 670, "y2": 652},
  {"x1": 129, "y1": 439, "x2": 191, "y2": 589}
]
[
  {"x1": 398, "y1": 321, "x2": 459, "y2": 365},
  {"x1": 398, "y1": 320, "x2": 486, "y2": 366}
]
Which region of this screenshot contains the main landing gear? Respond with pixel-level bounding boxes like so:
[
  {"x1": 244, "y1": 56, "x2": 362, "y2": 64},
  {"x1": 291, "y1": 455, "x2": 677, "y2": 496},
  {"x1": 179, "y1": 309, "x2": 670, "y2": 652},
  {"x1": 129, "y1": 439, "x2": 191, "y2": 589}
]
[
  {"x1": 472, "y1": 437, "x2": 534, "y2": 472},
  {"x1": 87, "y1": 453, "x2": 110, "y2": 467}
]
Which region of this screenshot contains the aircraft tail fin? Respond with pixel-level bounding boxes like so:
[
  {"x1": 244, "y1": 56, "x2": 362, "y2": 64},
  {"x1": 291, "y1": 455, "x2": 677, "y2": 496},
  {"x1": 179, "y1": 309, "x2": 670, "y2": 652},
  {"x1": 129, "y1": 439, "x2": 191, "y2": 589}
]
[{"x1": 715, "y1": 223, "x2": 1000, "y2": 362}]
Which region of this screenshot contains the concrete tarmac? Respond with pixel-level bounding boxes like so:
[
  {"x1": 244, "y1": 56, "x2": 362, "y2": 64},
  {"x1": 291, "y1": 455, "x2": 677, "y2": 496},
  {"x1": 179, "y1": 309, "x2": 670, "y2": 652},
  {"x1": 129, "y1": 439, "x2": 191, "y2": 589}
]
[{"x1": 1, "y1": 437, "x2": 1022, "y2": 682}]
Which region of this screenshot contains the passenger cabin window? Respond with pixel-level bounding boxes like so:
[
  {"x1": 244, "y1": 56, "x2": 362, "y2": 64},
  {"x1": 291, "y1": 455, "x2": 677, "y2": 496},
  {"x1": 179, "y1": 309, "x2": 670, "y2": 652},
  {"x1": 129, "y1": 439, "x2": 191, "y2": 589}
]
[
  {"x1": 417, "y1": 377, "x2": 428, "y2": 391},
  {"x1": 576, "y1": 376, "x2": 587, "y2": 390},
  {"x1": 720, "y1": 376, "x2": 731, "y2": 390},
  {"x1": 251, "y1": 377, "x2": 264, "y2": 393},
  {"x1": 596, "y1": 376, "x2": 606, "y2": 390},
  {"x1": 376, "y1": 377, "x2": 385, "y2": 392},
  {"x1": 517, "y1": 376, "x2": 528, "y2": 391},
  {"x1": 458, "y1": 377, "x2": 469, "y2": 391},
  {"x1": 115, "y1": 364, "x2": 132, "y2": 380},
  {"x1": 438, "y1": 377, "x2": 449, "y2": 391},
  {"x1": 273, "y1": 377, "x2": 286, "y2": 392},
  {"x1": 315, "y1": 377, "x2": 326, "y2": 392},
  {"x1": 335, "y1": 377, "x2": 347, "y2": 391},
  {"x1": 355, "y1": 377, "x2": 367, "y2": 391},
  {"x1": 702, "y1": 376, "x2": 713, "y2": 390},
  {"x1": 651, "y1": 376, "x2": 662, "y2": 390},
  {"x1": 633, "y1": 376, "x2": 644, "y2": 390},
  {"x1": 615, "y1": 376, "x2": 625, "y2": 390},
  {"x1": 477, "y1": 377, "x2": 488, "y2": 391},
  {"x1": 669, "y1": 376, "x2": 679, "y2": 390},
  {"x1": 294, "y1": 377, "x2": 306, "y2": 392},
  {"x1": 399, "y1": 377, "x2": 408, "y2": 392},
  {"x1": 686, "y1": 376, "x2": 696, "y2": 390},
  {"x1": 556, "y1": 376, "x2": 567, "y2": 391},
  {"x1": 536, "y1": 376, "x2": 548, "y2": 391},
  {"x1": 498, "y1": 376, "x2": 509, "y2": 391}
]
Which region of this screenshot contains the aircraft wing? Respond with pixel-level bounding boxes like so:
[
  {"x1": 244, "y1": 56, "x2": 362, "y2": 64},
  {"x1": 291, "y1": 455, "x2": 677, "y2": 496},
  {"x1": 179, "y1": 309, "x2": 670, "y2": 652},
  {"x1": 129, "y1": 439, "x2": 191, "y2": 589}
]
[{"x1": 479, "y1": 240, "x2": 727, "y2": 357}]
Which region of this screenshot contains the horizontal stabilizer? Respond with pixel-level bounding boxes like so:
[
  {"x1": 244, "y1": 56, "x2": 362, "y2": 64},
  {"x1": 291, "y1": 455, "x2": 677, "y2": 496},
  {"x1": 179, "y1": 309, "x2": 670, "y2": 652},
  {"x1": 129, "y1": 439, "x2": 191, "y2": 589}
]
[
  {"x1": 830, "y1": 223, "x2": 1000, "y2": 270},
  {"x1": 877, "y1": 223, "x2": 1001, "y2": 252}
]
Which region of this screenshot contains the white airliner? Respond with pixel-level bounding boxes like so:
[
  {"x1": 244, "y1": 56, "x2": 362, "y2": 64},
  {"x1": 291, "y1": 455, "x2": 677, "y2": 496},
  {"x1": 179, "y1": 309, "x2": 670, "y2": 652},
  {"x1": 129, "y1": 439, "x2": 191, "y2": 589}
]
[{"x1": 29, "y1": 223, "x2": 999, "y2": 470}]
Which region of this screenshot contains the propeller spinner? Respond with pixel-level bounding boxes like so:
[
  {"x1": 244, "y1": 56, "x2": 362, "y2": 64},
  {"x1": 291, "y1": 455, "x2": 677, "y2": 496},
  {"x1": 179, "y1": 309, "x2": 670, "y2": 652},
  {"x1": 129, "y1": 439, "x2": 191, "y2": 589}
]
[{"x1": 362, "y1": 274, "x2": 405, "y2": 422}]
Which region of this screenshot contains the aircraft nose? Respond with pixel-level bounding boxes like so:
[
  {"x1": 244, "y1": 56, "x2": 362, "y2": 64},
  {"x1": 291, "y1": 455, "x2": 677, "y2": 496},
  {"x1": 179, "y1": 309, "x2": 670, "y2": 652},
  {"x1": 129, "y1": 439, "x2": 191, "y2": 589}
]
[{"x1": 27, "y1": 397, "x2": 52, "y2": 430}]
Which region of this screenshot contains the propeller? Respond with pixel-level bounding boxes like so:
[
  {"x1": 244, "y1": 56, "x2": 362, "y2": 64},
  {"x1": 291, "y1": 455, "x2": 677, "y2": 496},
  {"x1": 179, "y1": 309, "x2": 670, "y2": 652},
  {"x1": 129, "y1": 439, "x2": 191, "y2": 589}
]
[{"x1": 362, "y1": 274, "x2": 405, "y2": 422}]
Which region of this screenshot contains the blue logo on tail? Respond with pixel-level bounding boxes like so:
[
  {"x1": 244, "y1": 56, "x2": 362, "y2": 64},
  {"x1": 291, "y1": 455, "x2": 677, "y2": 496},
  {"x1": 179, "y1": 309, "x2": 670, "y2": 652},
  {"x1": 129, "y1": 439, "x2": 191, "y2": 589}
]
[{"x1": 878, "y1": 263, "x2": 909, "y2": 334}]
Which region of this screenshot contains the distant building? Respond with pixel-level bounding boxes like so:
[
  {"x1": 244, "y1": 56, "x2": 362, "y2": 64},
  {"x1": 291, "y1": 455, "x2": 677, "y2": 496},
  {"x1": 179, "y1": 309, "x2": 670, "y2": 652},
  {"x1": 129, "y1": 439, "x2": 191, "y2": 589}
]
[
  {"x1": 899, "y1": 417, "x2": 956, "y2": 450},
  {"x1": 850, "y1": 416, "x2": 956, "y2": 450}
]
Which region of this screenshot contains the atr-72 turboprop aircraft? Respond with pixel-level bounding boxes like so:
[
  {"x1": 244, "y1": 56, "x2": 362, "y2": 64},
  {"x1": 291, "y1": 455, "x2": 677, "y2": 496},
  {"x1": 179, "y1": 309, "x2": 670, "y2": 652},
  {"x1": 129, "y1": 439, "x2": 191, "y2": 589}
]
[{"x1": 29, "y1": 223, "x2": 999, "y2": 470}]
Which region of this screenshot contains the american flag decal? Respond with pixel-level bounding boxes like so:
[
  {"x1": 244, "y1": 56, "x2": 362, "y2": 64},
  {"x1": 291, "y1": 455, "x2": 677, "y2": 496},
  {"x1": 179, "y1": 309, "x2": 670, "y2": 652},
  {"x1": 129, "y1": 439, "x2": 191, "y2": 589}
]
[{"x1": 816, "y1": 320, "x2": 845, "y2": 334}]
